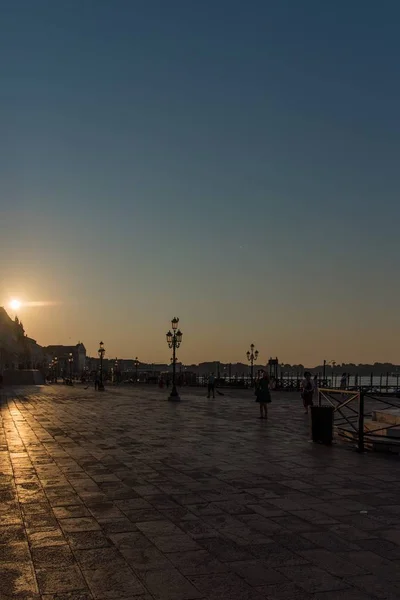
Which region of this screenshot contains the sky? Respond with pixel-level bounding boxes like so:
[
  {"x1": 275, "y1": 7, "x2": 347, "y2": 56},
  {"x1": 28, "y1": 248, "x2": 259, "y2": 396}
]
[{"x1": 1, "y1": 0, "x2": 399, "y2": 366}]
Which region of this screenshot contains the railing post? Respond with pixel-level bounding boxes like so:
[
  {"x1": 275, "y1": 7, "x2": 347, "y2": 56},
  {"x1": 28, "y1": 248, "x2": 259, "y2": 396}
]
[
  {"x1": 358, "y1": 391, "x2": 365, "y2": 453},
  {"x1": 318, "y1": 390, "x2": 321, "y2": 407}
]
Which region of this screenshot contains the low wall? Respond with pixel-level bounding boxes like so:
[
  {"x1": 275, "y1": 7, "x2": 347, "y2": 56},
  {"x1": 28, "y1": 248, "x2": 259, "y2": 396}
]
[{"x1": 2, "y1": 370, "x2": 45, "y2": 385}]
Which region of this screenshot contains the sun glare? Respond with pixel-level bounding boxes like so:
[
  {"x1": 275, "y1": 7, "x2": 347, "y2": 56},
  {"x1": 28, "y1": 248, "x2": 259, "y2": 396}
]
[{"x1": 9, "y1": 299, "x2": 21, "y2": 311}]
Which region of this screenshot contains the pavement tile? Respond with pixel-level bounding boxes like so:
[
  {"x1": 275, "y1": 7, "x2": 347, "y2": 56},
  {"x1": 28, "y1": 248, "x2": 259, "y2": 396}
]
[
  {"x1": 228, "y1": 559, "x2": 287, "y2": 586},
  {"x1": 31, "y1": 544, "x2": 76, "y2": 567},
  {"x1": 135, "y1": 519, "x2": 183, "y2": 537},
  {"x1": 58, "y1": 518, "x2": 101, "y2": 533},
  {"x1": 40, "y1": 592, "x2": 92, "y2": 600},
  {"x1": 98, "y1": 517, "x2": 138, "y2": 534},
  {"x1": 189, "y1": 572, "x2": 264, "y2": 600},
  {"x1": 165, "y1": 549, "x2": 228, "y2": 575},
  {"x1": 196, "y1": 536, "x2": 253, "y2": 561},
  {"x1": 152, "y1": 533, "x2": 202, "y2": 553},
  {"x1": 119, "y1": 545, "x2": 174, "y2": 571},
  {"x1": 52, "y1": 505, "x2": 91, "y2": 519},
  {"x1": 109, "y1": 531, "x2": 154, "y2": 551},
  {"x1": 142, "y1": 568, "x2": 203, "y2": 599},
  {"x1": 0, "y1": 524, "x2": 26, "y2": 543},
  {"x1": 74, "y1": 547, "x2": 127, "y2": 570},
  {"x1": 255, "y1": 582, "x2": 313, "y2": 599},
  {"x1": 346, "y1": 574, "x2": 400, "y2": 599},
  {"x1": 36, "y1": 566, "x2": 86, "y2": 594},
  {"x1": 0, "y1": 541, "x2": 31, "y2": 562},
  {"x1": 65, "y1": 531, "x2": 110, "y2": 550},
  {"x1": 0, "y1": 563, "x2": 38, "y2": 596},
  {"x1": 276, "y1": 564, "x2": 349, "y2": 594},
  {"x1": 28, "y1": 529, "x2": 66, "y2": 547},
  {"x1": 83, "y1": 564, "x2": 146, "y2": 598}
]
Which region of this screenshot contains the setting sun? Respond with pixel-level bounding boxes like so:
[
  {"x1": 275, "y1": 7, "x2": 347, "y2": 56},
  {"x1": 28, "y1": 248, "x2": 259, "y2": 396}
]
[{"x1": 9, "y1": 299, "x2": 21, "y2": 311}]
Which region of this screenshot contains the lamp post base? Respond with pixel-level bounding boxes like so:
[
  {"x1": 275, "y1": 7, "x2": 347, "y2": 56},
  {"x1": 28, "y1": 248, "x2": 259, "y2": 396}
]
[{"x1": 168, "y1": 385, "x2": 180, "y2": 401}]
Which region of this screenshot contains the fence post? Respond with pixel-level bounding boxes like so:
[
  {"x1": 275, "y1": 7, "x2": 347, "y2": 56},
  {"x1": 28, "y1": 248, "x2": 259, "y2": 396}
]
[
  {"x1": 318, "y1": 389, "x2": 321, "y2": 407},
  {"x1": 358, "y1": 391, "x2": 365, "y2": 453}
]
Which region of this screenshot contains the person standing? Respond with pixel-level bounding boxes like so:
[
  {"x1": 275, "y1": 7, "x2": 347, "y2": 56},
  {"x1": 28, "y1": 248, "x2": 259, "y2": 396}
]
[
  {"x1": 301, "y1": 371, "x2": 314, "y2": 414},
  {"x1": 340, "y1": 373, "x2": 347, "y2": 390},
  {"x1": 256, "y1": 371, "x2": 271, "y2": 419},
  {"x1": 207, "y1": 372, "x2": 215, "y2": 398}
]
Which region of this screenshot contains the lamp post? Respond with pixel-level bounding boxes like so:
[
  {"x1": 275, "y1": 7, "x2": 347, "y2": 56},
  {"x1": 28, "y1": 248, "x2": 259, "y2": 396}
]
[
  {"x1": 98, "y1": 341, "x2": 105, "y2": 391},
  {"x1": 134, "y1": 356, "x2": 139, "y2": 382},
  {"x1": 166, "y1": 317, "x2": 183, "y2": 401},
  {"x1": 54, "y1": 357, "x2": 58, "y2": 383},
  {"x1": 246, "y1": 344, "x2": 259, "y2": 386},
  {"x1": 115, "y1": 359, "x2": 119, "y2": 384},
  {"x1": 68, "y1": 352, "x2": 73, "y2": 385},
  {"x1": 323, "y1": 360, "x2": 336, "y2": 387}
]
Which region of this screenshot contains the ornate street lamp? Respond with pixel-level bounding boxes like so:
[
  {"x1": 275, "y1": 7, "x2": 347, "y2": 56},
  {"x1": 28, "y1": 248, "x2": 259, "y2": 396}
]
[
  {"x1": 134, "y1": 356, "x2": 139, "y2": 382},
  {"x1": 98, "y1": 341, "x2": 105, "y2": 391},
  {"x1": 68, "y1": 352, "x2": 74, "y2": 385},
  {"x1": 115, "y1": 358, "x2": 119, "y2": 384},
  {"x1": 166, "y1": 317, "x2": 183, "y2": 401},
  {"x1": 53, "y1": 357, "x2": 58, "y2": 384},
  {"x1": 246, "y1": 344, "x2": 259, "y2": 386},
  {"x1": 323, "y1": 359, "x2": 336, "y2": 386}
]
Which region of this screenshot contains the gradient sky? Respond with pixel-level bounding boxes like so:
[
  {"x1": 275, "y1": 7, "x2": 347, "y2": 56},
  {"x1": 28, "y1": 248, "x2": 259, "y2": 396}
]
[{"x1": 1, "y1": 1, "x2": 399, "y2": 366}]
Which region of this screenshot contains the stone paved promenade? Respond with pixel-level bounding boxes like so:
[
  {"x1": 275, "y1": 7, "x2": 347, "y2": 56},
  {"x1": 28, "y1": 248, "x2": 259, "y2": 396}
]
[{"x1": 1, "y1": 385, "x2": 400, "y2": 600}]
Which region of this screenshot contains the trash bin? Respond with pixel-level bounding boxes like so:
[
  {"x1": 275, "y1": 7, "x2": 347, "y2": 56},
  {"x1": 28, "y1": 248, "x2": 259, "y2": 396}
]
[{"x1": 310, "y1": 405, "x2": 334, "y2": 444}]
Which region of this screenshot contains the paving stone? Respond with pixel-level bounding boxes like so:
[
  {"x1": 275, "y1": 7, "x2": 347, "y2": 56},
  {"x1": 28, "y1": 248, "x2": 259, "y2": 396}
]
[
  {"x1": 31, "y1": 544, "x2": 76, "y2": 567},
  {"x1": 346, "y1": 574, "x2": 400, "y2": 599},
  {"x1": 0, "y1": 541, "x2": 31, "y2": 562},
  {"x1": 165, "y1": 549, "x2": 228, "y2": 575},
  {"x1": 36, "y1": 566, "x2": 87, "y2": 594},
  {"x1": 83, "y1": 564, "x2": 146, "y2": 598},
  {"x1": 189, "y1": 572, "x2": 264, "y2": 600},
  {"x1": 58, "y1": 518, "x2": 101, "y2": 533},
  {"x1": 276, "y1": 564, "x2": 350, "y2": 594},
  {"x1": 109, "y1": 531, "x2": 154, "y2": 551},
  {"x1": 65, "y1": 531, "x2": 110, "y2": 550},
  {"x1": 255, "y1": 582, "x2": 313, "y2": 599},
  {"x1": 0, "y1": 524, "x2": 26, "y2": 543},
  {"x1": 74, "y1": 546, "x2": 127, "y2": 570},
  {"x1": 196, "y1": 536, "x2": 253, "y2": 561},
  {"x1": 142, "y1": 568, "x2": 203, "y2": 599},
  {"x1": 28, "y1": 529, "x2": 66, "y2": 547},
  {"x1": 119, "y1": 544, "x2": 174, "y2": 571},
  {"x1": 0, "y1": 563, "x2": 38, "y2": 596},
  {"x1": 228, "y1": 559, "x2": 287, "y2": 586},
  {"x1": 152, "y1": 533, "x2": 201, "y2": 553},
  {"x1": 52, "y1": 505, "x2": 91, "y2": 519},
  {"x1": 40, "y1": 592, "x2": 92, "y2": 600}
]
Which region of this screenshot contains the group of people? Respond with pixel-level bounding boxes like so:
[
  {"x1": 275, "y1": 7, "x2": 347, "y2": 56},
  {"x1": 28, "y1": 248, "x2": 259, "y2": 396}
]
[
  {"x1": 206, "y1": 369, "x2": 349, "y2": 420},
  {"x1": 254, "y1": 370, "x2": 349, "y2": 419}
]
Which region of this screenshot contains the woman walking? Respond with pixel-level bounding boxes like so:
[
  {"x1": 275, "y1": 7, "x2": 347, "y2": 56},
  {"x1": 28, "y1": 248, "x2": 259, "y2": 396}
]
[{"x1": 255, "y1": 371, "x2": 271, "y2": 419}]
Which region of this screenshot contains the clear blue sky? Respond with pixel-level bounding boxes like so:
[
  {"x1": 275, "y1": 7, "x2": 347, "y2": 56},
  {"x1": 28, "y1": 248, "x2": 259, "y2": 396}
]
[{"x1": 1, "y1": 0, "x2": 399, "y2": 365}]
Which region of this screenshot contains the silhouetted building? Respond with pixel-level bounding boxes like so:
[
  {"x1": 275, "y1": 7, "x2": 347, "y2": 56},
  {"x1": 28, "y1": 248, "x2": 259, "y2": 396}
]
[{"x1": 43, "y1": 343, "x2": 86, "y2": 375}]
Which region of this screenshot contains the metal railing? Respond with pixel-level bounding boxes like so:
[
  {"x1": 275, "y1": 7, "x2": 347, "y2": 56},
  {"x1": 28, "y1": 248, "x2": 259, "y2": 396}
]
[{"x1": 318, "y1": 388, "x2": 400, "y2": 453}]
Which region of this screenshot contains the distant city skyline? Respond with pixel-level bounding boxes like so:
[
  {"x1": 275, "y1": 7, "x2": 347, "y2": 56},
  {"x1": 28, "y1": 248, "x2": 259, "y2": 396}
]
[
  {"x1": 2, "y1": 1, "x2": 399, "y2": 365},
  {"x1": 0, "y1": 302, "x2": 397, "y2": 369}
]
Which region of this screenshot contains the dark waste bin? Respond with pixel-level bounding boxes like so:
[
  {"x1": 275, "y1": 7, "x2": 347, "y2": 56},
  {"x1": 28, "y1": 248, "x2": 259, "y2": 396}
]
[{"x1": 310, "y1": 405, "x2": 334, "y2": 445}]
